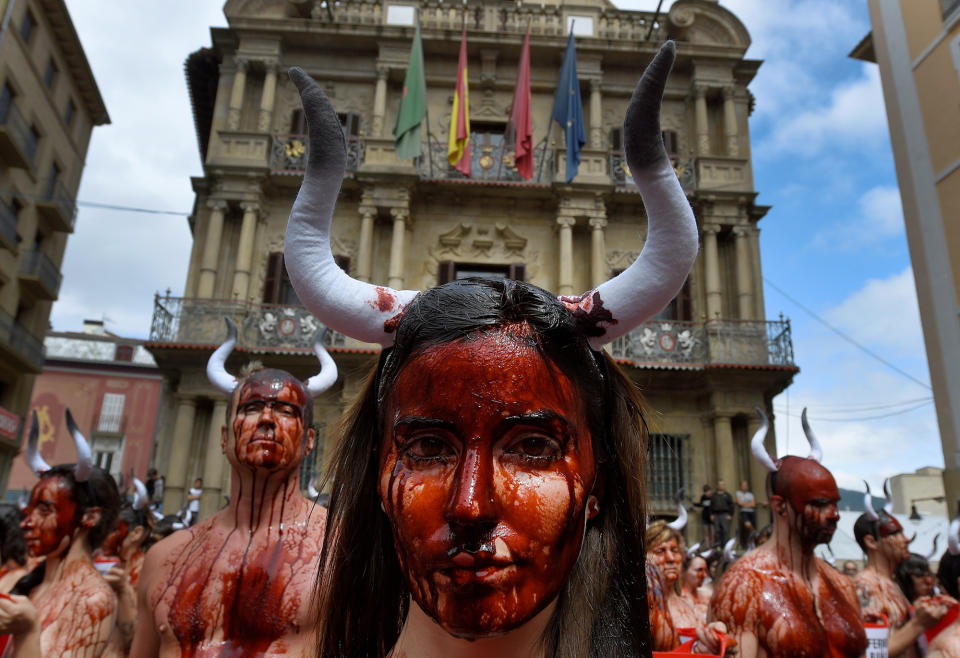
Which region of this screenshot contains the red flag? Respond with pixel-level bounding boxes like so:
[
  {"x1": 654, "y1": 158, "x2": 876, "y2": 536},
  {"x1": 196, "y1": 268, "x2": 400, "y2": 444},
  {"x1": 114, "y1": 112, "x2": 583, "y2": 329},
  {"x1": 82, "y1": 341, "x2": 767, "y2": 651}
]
[
  {"x1": 447, "y1": 23, "x2": 471, "y2": 175},
  {"x1": 509, "y1": 27, "x2": 533, "y2": 180}
]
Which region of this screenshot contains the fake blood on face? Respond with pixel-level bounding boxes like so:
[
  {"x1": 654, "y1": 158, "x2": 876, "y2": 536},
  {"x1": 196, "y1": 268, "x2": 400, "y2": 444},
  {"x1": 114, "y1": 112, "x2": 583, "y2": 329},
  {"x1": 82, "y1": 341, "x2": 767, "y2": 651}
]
[
  {"x1": 21, "y1": 476, "x2": 78, "y2": 558},
  {"x1": 776, "y1": 458, "x2": 841, "y2": 552},
  {"x1": 231, "y1": 371, "x2": 308, "y2": 470},
  {"x1": 378, "y1": 329, "x2": 596, "y2": 638}
]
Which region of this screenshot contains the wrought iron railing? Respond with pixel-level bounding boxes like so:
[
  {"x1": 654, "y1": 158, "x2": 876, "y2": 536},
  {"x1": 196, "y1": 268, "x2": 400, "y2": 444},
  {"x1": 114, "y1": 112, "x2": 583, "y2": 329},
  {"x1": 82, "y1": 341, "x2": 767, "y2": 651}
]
[
  {"x1": 21, "y1": 249, "x2": 62, "y2": 297},
  {"x1": 416, "y1": 133, "x2": 554, "y2": 184},
  {"x1": 0, "y1": 198, "x2": 16, "y2": 248},
  {"x1": 609, "y1": 318, "x2": 795, "y2": 368},
  {"x1": 610, "y1": 152, "x2": 696, "y2": 192},
  {"x1": 269, "y1": 133, "x2": 365, "y2": 175},
  {"x1": 39, "y1": 181, "x2": 76, "y2": 229},
  {"x1": 0, "y1": 306, "x2": 12, "y2": 344},
  {"x1": 0, "y1": 102, "x2": 37, "y2": 166},
  {"x1": 9, "y1": 322, "x2": 44, "y2": 370},
  {"x1": 148, "y1": 294, "x2": 349, "y2": 352}
]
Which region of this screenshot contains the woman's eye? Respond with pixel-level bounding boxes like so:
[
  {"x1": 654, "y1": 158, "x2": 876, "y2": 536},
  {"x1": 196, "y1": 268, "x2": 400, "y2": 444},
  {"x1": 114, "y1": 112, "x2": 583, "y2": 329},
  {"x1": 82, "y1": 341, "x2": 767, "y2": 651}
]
[
  {"x1": 405, "y1": 436, "x2": 452, "y2": 462},
  {"x1": 506, "y1": 435, "x2": 561, "y2": 461}
]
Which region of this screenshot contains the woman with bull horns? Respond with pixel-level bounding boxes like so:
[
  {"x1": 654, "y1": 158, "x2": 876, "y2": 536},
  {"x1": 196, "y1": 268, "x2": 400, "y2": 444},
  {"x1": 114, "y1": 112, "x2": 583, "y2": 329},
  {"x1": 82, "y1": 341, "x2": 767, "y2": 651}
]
[
  {"x1": 284, "y1": 41, "x2": 700, "y2": 656},
  {"x1": 0, "y1": 409, "x2": 120, "y2": 657}
]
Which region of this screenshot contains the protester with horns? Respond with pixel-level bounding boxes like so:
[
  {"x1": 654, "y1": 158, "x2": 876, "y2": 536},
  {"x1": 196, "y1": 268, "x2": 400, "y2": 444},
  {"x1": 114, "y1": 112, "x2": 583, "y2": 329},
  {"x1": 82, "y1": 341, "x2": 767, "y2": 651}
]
[
  {"x1": 284, "y1": 41, "x2": 699, "y2": 656},
  {"x1": 710, "y1": 408, "x2": 868, "y2": 657},
  {"x1": 0, "y1": 409, "x2": 121, "y2": 656},
  {"x1": 130, "y1": 319, "x2": 337, "y2": 656},
  {"x1": 854, "y1": 481, "x2": 949, "y2": 656}
]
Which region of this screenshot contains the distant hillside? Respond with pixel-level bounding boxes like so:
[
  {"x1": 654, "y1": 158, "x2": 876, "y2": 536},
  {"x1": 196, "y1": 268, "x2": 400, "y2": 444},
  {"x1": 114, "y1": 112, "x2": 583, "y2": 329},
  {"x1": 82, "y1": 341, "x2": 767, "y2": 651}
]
[{"x1": 838, "y1": 487, "x2": 885, "y2": 513}]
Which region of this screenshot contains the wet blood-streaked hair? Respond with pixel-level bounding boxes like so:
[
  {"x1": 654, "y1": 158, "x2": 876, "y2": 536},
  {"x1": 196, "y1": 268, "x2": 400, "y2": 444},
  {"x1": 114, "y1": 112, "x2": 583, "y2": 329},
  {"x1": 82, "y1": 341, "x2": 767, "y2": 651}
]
[{"x1": 315, "y1": 278, "x2": 652, "y2": 657}]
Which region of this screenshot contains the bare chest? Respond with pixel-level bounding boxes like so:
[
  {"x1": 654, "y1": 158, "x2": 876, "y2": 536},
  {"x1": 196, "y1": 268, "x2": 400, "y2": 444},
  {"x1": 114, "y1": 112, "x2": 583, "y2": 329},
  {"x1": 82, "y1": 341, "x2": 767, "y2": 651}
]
[{"x1": 151, "y1": 526, "x2": 322, "y2": 656}]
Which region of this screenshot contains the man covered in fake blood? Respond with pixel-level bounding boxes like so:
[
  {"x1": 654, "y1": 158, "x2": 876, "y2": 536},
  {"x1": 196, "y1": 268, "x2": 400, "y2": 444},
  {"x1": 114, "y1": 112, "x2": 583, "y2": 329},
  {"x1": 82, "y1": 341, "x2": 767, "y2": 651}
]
[
  {"x1": 0, "y1": 410, "x2": 121, "y2": 657},
  {"x1": 853, "y1": 488, "x2": 948, "y2": 657},
  {"x1": 130, "y1": 319, "x2": 337, "y2": 657},
  {"x1": 282, "y1": 39, "x2": 701, "y2": 656},
  {"x1": 710, "y1": 409, "x2": 868, "y2": 657}
]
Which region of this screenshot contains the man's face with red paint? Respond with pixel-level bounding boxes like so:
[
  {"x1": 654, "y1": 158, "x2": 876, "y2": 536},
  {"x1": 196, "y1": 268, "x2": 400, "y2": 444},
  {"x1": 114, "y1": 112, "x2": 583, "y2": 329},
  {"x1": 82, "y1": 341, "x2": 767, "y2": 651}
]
[
  {"x1": 876, "y1": 514, "x2": 909, "y2": 564},
  {"x1": 780, "y1": 459, "x2": 841, "y2": 549},
  {"x1": 378, "y1": 330, "x2": 597, "y2": 638},
  {"x1": 20, "y1": 476, "x2": 78, "y2": 558},
  {"x1": 226, "y1": 370, "x2": 312, "y2": 471}
]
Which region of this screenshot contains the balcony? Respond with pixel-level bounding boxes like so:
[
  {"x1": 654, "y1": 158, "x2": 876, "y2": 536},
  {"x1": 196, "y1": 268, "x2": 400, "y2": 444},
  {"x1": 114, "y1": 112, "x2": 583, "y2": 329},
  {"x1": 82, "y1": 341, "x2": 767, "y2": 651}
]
[
  {"x1": 0, "y1": 198, "x2": 17, "y2": 253},
  {"x1": 609, "y1": 318, "x2": 795, "y2": 369},
  {"x1": 416, "y1": 134, "x2": 555, "y2": 185},
  {"x1": 269, "y1": 133, "x2": 365, "y2": 176},
  {"x1": 148, "y1": 295, "x2": 354, "y2": 353},
  {"x1": 35, "y1": 182, "x2": 76, "y2": 233},
  {"x1": 18, "y1": 249, "x2": 62, "y2": 301},
  {"x1": 0, "y1": 102, "x2": 37, "y2": 170},
  {"x1": 7, "y1": 321, "x2": 44, "y2": 373},
  {"x1": 610, "y1": 152, "x2": 697, "y2": 193}
]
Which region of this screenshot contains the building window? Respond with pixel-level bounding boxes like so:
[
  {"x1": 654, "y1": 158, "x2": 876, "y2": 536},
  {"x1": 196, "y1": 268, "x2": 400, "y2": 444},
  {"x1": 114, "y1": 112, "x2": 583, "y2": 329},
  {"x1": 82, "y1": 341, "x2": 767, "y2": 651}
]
[
  {"x1": 114, "y1": 344, "x2": 134, "y2": 362},
  {"x1": 91, "y1": 435, "x2": 122, "y2": 479},
  {"x1": 262, "y1": 252, "x2": 301, "y2": 306},
  {"x1": 97, "y1": 393, "x2": 125, "y2": 433},
  {"x1": 437, "y1": 261, "x2": 526, "y2": 286},
  {"x1": 652, "y1": 277, "x2": 692, "y2": 322},
  {"x1": 43, "y1": 58, "x2": 57, "y2": 88},
  {"x1": 25, "y1": 124, "x2": 39, "y2": 164},
  {"x1": 648, "y1": 433, "x2": 691, "y2": 509},
  {"x1": 64, "y1": 99, "x2": 75, "y2": 127},
  {"x1": 610, "y1": 127, "x2": 678, "y2": 156},
  {"x1": 19, "y1": 10, "x2": 35, "y2": 43},
  {"x1": 338, "y1": 112, "x2": 361, "y2": 138},
  {"x1": 44, "y1": 162, "x2": 60, "y2": 200},
  {"x1": 385, "y1": 4, "x2": 415, "y2": 25}
]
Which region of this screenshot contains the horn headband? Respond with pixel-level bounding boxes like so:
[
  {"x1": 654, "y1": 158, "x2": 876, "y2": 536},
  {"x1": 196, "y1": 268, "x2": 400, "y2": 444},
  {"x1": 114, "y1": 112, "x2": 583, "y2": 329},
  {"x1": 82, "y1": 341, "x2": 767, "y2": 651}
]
[
  {"x1": 666, "y1": 487, "x2": 687, "y2": 531},
  {"x1": 925, "y1": 533, "x2": 940, "y2": 561},
  {"x1": 949, "y1": 517, "x2": 960, "y2": 557},
  {"x1": 863, "y1": 482, "x2": 880, "y2": 522},
  {"x1": 282, "y1": 41, "x2": 698, "y2": 350},
  {"x1": 25, "y1": 409, "x2": 94, "y2": 482},
  {"x1": 882, "y1": 479, "x2": 894, "y2": 515},
  {"x1": 752, "y1": 406, "x2": 822, "y2": 473},
  {"x1": 206, "y1": 317, "x2": 338, "y2": 397}
]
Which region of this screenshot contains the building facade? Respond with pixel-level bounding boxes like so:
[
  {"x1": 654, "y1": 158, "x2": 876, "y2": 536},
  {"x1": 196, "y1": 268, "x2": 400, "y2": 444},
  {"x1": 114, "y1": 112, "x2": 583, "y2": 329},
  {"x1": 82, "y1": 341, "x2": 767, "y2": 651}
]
[
  {"x1": 147, "y1": 0, "x2": 797, "y2": 532},
  {"x1": 888, "y1": 466, "x2": 948, "y2": 518},
  {"x1": 6, "y1": 320, "x2": 163, "y2": 502},
  {"x1": 0, "y1": 0, "x2": 109, "y2": 493},
  {"x1": 851, "y1": 0, "x2": 960, "y2": 510}
]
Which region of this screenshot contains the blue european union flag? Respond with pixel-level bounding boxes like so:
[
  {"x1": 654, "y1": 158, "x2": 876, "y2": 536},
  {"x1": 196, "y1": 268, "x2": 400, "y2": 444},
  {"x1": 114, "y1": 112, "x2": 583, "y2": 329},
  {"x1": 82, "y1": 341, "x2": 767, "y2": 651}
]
[{"x1": 550, "y1": 31, "x2": 587, "y2": 183}]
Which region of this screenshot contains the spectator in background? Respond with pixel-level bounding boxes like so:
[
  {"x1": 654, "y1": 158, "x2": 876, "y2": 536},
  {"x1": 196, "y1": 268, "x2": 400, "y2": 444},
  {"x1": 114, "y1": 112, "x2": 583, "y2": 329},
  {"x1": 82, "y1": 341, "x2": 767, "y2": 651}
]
[
  {"x1": 146, "y1": 468, "x2": 164, "y2": 515},
  {"x1": 695, "y1": 484, "x2": 715, "y2": 548},
  {"x1": 711, "y1": 480, "x2": 735, "y2": 548},
  {"x1": 736, "y1": 479, "x2": 756, "y2": 545},
  {"x1": 843, "y1": 560, "x2": 859, "y2": 578},
  {"x1": 184, "y1": 478, "x2": 202, "y2": 526}
]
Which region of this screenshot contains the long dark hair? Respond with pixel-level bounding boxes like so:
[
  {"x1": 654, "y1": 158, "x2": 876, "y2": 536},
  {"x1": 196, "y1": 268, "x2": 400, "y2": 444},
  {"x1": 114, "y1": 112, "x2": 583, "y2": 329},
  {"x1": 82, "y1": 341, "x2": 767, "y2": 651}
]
[{"x1": 315, "y1": 279, "x2": 651, "y2": 657}]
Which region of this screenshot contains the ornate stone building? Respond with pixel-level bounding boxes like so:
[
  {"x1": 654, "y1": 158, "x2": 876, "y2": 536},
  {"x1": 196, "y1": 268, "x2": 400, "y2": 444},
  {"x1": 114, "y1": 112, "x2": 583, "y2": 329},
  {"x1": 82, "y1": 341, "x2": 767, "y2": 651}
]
[
  {"x1": 147, "y1": 0, "x2": 797, "y2": 532},
  {"x1": 0, "y1": 0, "x2": 109, "y2": 493}
]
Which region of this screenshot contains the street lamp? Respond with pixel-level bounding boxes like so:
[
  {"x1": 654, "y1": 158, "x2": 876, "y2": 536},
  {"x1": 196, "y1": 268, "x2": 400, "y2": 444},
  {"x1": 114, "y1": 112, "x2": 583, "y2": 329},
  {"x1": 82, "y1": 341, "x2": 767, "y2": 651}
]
[{"x1": 908, "y1": 496, "x2": 946, "y2": 521}]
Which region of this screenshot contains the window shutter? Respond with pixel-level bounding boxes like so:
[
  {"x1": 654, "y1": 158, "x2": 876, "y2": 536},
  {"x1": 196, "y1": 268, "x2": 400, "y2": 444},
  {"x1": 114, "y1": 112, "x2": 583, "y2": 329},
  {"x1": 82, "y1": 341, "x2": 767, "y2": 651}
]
[
  {"x1": 610, "y1": 127, "x2": 623, "y2": 151},
  {"x1": 290, "y1": 109, "x2": 306, "y2": 134},
  {"x1": 437, "y1": 260, "x2": 455, "y2": 285},
  {"x1": 334, "y1": 254, "x2": 351, "y2": 275},
  {"x1": 263, "y1": 252, "x2": 284, "y2": 303},
  {"x1": 662, "y1": 130, "x2": 678, "y2": 155},
  {"x1": 508, "y1": 263, "x2": 526, "y2": 282}
]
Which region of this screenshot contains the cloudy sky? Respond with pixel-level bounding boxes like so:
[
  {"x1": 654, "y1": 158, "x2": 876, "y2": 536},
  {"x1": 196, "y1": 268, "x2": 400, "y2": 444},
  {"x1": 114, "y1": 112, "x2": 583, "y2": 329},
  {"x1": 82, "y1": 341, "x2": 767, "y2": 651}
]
[{"x1": 55, "y1": 1, "x2": 941, "y2": 496}]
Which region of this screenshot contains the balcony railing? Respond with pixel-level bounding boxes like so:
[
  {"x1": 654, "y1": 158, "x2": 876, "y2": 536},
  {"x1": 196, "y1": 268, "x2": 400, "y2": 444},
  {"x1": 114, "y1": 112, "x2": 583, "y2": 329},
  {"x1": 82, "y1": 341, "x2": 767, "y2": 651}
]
[
  {"x1": 0, "y1": 198, "x2": 17, "y2": 251},
  {"x1": 416, "y1": 134, "x2": 555, "y2": 184},
  {"x1": 19, "y1": 249, "x2": 62, "y2": 299},
  {"x1": 610, "y1": 152, "x2": 696, "y2": 192},
  {"x1": 609, "y1": 317, "x2": 795, "y2": 369},
  {"x1": 8, "y1": 322, "x2": 44, "y2": 372},
  {"x1": 149, "y1": 295, "x2": 350, "y2": 352},
  {"x1": 269, "y1": 133, "x2": 365, "y2": 176},
  {"x1": 0, "y1": 102, "x2": 36, "y2": 169},
  {"x1": 35, "y1": 181, "x2": 76, "y2": 233}
]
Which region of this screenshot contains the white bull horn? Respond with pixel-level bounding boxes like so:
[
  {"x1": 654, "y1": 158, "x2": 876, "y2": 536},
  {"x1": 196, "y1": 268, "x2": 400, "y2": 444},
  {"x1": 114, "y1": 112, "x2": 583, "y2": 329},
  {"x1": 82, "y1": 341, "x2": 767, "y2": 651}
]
[
  {"x1": 206, "y1": 317, "x2": 240, "y2": 394},
  {"x1": 667, "y1": 488, "x2": 687, "y2": 531},
  {"x1": 883, "y1": 479, "x2": 894, "y2": 515},
  {"x1": 304, "y1": 328, "x2": 338, "y2": 397},
  {"x1": 751, "y1": 407, "x2": 777, "y2": 472},
  {"x1": 723, "y1": 538, "x2": 737, "y2": 563},
  {"x1": 686, "y1": 542, "x2": 701, "y2": 559},
  {"x1": 25, "y1": 410, "x2": 51, "y2": 477},
  {"x1": 863, "y1": 481, "x2": 880, "y2": 522},
  {"x1": 800, "y1": 408, "x2": 823, "y2": 463},
  {"x1": 65, "y1": 408, "x2": 93, "y2": 482},
  {"x1": 949, "y1": 518, "x2": 960, "y2": 556},
  {"x1": 132, "y1": 476, "x2": 149, "y2": 511}
]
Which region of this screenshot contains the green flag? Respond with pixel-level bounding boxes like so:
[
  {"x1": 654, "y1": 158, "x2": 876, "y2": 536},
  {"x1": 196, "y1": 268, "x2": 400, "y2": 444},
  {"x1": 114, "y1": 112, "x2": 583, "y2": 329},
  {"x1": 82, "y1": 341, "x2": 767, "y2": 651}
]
[{"x1": 393, "y1": 21, "x2": 427, "y2": 160}]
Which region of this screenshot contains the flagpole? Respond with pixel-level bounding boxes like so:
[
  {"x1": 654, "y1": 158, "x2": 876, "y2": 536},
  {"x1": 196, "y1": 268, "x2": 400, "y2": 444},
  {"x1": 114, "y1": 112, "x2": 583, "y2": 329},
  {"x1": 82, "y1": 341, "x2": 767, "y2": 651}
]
[{"x1": 418, "y1": 9, "x2": 434, "y2": 178}]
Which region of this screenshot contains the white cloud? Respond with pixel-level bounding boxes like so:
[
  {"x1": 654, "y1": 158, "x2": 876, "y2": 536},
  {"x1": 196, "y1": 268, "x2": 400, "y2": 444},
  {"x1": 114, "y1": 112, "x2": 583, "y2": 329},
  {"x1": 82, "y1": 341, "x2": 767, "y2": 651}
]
[{"x1": 812, "y1": 184, "x2": 905, "y2": 249}]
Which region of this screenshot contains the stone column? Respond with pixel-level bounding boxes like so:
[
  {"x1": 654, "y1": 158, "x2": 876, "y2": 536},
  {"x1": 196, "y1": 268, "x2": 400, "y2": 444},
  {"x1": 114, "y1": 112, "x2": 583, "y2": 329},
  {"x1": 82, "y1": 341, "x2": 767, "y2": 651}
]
[
  {"x1": 703, "y1": 223, "x2": 722, "y2": 319},
  {"x1": 227, "y1": 57, "x2": 249, "y2": 131},
  {"x1": 387, "y1": 207, "x2": 408, "y2": 289},
  {"x1": 589, "y1": 217, "x2": 607, "y2": 288},
  {"x1": 197, "y1": 200, "x2": 228, "y2": 298},
  {"x1": 722, "y1": 85, "x2": 739, "y2": 157},
  {"x1": 589, "y1": 79, "x2": 603, "y2": 149},
  {"x1": 747, "y1": 412, "x2": 770, "y2": 520},
  {"x1": 694, "y1": 83, "x2": 710, "y2": 155},
  {"x1": 162, "y1": 396, "x2": 197, "y2": 513},
  {"x1": 733, "y1": 226, "x2": 753, "y2": 320},
  {"x1": 200, "y1": 399, "x2": 228, "y2": 519},
  {"x1": 357, "y1": 203, "x2": 377, "y2": 282},
  {"x1": 258, "y1": 63, "x2": 278, "y2": 132},
  {"x1": 232, "y1": 202, "x2": 259, "y2": 300},
  {"x1": 713, "y1": 413, "x2": 737, "y2": 489},
  {"x1": 372, "y1": 65, "x2": 389, "y2": 137},
  {"x1": 557, "y1": 216, "x2": 576, "y2": 296}
]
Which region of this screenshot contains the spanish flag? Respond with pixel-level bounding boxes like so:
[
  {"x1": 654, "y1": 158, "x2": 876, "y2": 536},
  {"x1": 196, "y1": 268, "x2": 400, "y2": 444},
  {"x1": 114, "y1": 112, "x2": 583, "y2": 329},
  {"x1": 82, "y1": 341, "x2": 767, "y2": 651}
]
[{"x1": 447, "y1": 24, "x2": 471, "y2": 175}]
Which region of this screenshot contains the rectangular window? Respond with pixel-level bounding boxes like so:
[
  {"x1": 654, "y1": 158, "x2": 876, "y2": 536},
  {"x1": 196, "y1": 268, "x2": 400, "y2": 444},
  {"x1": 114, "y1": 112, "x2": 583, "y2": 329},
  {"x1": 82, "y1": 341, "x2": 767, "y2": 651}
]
[
  {"x1": 43, "y1": 58, "x2": 57, "y2": 88},
  {"x1": 97, "y1": 393, "x2": 125, "y2": 433},
  {"x1": 338, "y1": 112, "x2": 361, "y2": 137},
  {"x1": 91, "y1": 435, "x2": 122, "y2": 480},
  {"x1": 652, "y1": 277, "x2": 692, "y2": 322},
  {"x1": 436, "y1": 261, "x2": 525, "y2": 285},
  {"x1": 647, "y1": 433, "x2": 691, "y2": 508},
  {"x1": 114, "y1": 344, "x2": 134, "y2": 362},
  {"x1": 19, "y1": 10, "x2": 34, "y2": 43},
  {"x1": 262, "y1": 252, "x2": 301, "y2": 306},
  {"x1": 64, "y1": 99, "x2": 75, "y2": 127},
  {"x1": 25, "y1": 124, "x2": 39, "y2": 164}
]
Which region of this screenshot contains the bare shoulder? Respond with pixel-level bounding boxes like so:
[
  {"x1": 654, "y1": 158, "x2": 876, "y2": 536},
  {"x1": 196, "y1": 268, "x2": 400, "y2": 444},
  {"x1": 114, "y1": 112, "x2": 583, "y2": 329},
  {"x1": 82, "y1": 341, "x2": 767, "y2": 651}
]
[
  {"x1": 710, "y1": 551, "x2": 772, "y2": 626},
  {"x1": 818, "y1": 559, "x2": 856, "y2": 597}
]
